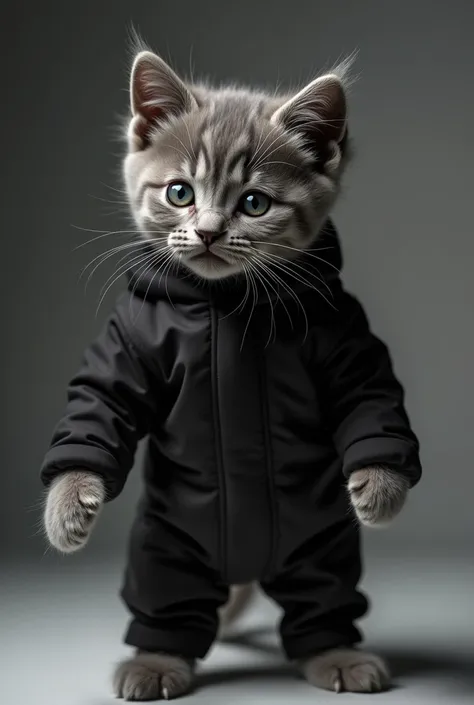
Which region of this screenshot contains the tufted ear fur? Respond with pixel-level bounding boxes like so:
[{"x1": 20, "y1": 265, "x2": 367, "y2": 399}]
[
  {"x1": 271, "y1": 74, "x2": 347, "y2": 147},
  {"x1": 129, "y1": 51, "x2": 197, "y2": 150}
]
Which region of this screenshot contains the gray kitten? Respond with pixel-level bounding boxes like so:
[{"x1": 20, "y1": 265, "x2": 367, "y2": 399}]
[{"x1": 43, "y1": 47, "x2": 410, "y2": 700}]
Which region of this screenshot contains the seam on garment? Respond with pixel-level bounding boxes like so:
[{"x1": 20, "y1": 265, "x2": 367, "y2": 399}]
[
  {"x1": 210, "y1": 300, "x2": 228, "y2": 582},
  {"x1": 117, "y1": 296, "x2": 163, "y2": 379},
  {"x1": 317, "y1": 298, "x2": 364, "y2": 371},
  {"x1": 113, "y1": 304, "x2": 161, "y2": 435},
  {"x1": 258, "y1": 348, "x2": 279, "y2": 581}
]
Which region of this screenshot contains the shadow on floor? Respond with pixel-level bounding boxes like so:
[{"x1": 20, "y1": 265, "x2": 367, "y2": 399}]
[
  {"x1": 198, "y1": 628, "x2": 474, "y2": 696},
  {"x1": 197, "y1": 628, "x2": 290, "y2": 689},
  {"x1": 380, "y1": 647, "x2": 474, "y2": 696}
]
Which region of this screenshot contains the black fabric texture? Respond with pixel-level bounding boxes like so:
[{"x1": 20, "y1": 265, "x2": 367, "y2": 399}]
[{"x1": 41, "y1": 220, "x2": 421, "y2": 659}]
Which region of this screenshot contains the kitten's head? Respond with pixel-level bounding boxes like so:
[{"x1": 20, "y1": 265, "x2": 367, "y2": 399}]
[{"x1": 124, "y1": 50, "x2": 352, "y2": 281}]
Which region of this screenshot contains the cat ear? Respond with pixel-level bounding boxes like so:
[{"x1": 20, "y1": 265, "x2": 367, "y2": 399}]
[
  {"x1": 271, "y1": 74, "x2": 347, "y2": 146},
  {"x1": 129, "y1": 51, "x2": 197, "y2": 150}
]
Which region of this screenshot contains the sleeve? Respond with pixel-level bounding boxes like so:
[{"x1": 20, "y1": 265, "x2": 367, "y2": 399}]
[
  {"x1": 318, "y1": 292, "x2": 422, "y2": 486},
  {"x1": 40, "y1": 307, "x2": 157, "y2": 501}
]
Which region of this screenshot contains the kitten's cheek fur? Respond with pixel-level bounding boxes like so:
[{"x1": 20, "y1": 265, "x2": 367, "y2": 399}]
[
  {"x1": 43, "y1": 470, "x2": 105, "y2": 553},
  {"x1": 348, "y1": 466, "x2": 410, "y2": 528}
]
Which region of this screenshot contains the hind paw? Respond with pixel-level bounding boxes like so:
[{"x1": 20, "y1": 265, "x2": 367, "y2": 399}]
[
  {"x1": 113, "y1": 652, "x2": 194, "y2": 701},
  {"x1": 300, "y1": 648, "x2": 390, "y2": 693}
]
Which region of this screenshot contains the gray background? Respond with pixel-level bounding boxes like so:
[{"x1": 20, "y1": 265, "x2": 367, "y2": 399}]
[
  {"x1": 3, "y1": 0, "x2": 473, "y2": 559},
  {"x1": 2, "y1": 2, "x2": 474, "y2": 704}
]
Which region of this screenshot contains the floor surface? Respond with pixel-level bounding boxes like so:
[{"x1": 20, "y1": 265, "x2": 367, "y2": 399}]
[{"x1": 2, "y1": 553, "x2": 473, "y2": 704}]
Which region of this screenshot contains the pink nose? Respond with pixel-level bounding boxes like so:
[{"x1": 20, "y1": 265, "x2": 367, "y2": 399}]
[{"x1": 195, "y1": 229, "x2": 226, "y2": 247}]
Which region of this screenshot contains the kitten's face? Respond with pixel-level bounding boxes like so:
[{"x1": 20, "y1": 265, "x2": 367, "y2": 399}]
[{"x1": 124, "y1": 53, "x2": 349, "y2": 281}]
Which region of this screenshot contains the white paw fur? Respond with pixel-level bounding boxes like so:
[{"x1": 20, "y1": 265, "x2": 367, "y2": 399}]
[
  {"x1": 43, "y1": 470, "x2": 105, "y2": 553},
  {"x1": 348, "y1": 466, "x2": 410, "y2": 527},
  {"x1": 300, "y1": 648, "x2": 390, "y2": 693}
]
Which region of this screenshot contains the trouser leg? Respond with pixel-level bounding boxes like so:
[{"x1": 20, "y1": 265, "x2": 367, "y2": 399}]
[
  {"x1": 121, "y1": 525, "x2": 228, "y2": 659},
  {"x1": 261, "y1": 520, "x2": 368, "y2": 660}
]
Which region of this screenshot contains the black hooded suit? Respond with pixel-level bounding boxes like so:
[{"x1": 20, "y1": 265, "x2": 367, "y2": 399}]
[{"x1": 41, "y1": 222, "x2": 421, "y2": 659}]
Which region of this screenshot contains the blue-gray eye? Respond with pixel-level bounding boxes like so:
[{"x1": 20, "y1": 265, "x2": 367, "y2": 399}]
[
  {"x1": 239, "y1": 192, "x2": 271, "y2": 217},
  {"x1": 166, "y1": 182, "x2": 195, "y2": 207}
]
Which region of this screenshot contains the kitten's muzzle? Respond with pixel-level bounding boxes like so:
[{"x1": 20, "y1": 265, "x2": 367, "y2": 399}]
[{"x1": 195, "y1": 229, "x2": 227, "y2": 248}]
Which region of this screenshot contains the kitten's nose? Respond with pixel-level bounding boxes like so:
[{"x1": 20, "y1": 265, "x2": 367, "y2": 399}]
[
  {"x1": 195, "y1": 229, "x2": 226, "y2": 247},
  {"x1": 195, "y1": 210, "x2": 227, "y2": 247}
]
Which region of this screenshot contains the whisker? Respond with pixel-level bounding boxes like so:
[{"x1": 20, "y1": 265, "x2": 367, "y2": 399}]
[
  {"x1": 173, "y1": 130, "x2": 195, "y2": 164},
  {"x1": 128, "y1": 249, "x2": 174, "y2": 319},
  {"x1": 72, "y1": 227, "x2": 169, "y2": 249},
  {"x1": 131, "y1": 249, "x2": 172, "y2": 322},
  {"x1": 98, "y1": 208, "x2": 127, "y2": 218},
  {"x1": 132, "y1": 247, "x2": 172, "y2": 291},
  {"x1": 256, "y1": 250, "x2": 336, "y2": 311},
  {"x1": 160, "y1": 253, "x2": 178, "y2": 311},
  {"x1": 253, "y1": 134, "x2": 285, "y2": 172},
  {"x1": 163, "y1": 143, "x2": 192, "y2": 163},
  {"x1": 251, "y1": 126, "x2": 267, "y2": 168},
  {"x1": 112, "y1": 245, "x2": 156, "y2": 274},
  {"x1": 251, "y1": 259, "x2": 295, "y2": 332},
  {"x1": 253, "y1": 160, "x2": 304, "y2": 171},
  {"x1": 167, "y1": 256, "x2": 180, "y2": 310},
  {"x1": 99, "y1": 181, "x2": 127, "y2": 195},
  {"x1": 183, "y1": 120, "x2": 197, "y2": 162},
  {"x1": 250, "y1": 266, "x2": 276, "y2": 348},
  {"x1": 89, "y1": 241, "x2": 168, "y2": 280},
  {"x1": 254, "y1": 256, "x2": 309, "y2": 341},
  {"x1": 240, "y1": 263, "x2": 258, "y2": 351},
  {"x1": 96, "y1": 248, "x2": 169, "y2": 314},
  {"x1": 81, "y1": 239, "x2": 152, "y2": 277},
  {"x1": 253, "y1": 142, "x2": 299, "y2": 171},
  {"x1": 82, "y1": 241, "x2": 155, "y2": 290},
  {"x1": 88, "y1": 194, "x2": 130, "y2": 206},
  {"x1": 250, "y1": 122, "x2": 282, "y2": 167},
  {"x1": 252, "y1": 241, "x2": 340, "y2": 272},
  {"x1": 252, "y1": 130, "x2": 299, "y2": 171},
  {"x1": 98, "y1": 256, "x2": 153, "y2": 308},
  {"x1": 258, "y1": 249, "x2": 333, "y2": 298},
  {"x1": 252, "y1": 116, "x2": 338, "y2": 171},
  {"x1": 129, "y1": 254, "x2": 162, "y2": 304},
  {"x1": 219, "y1": 272, "x2": 250, "y2": 321}
]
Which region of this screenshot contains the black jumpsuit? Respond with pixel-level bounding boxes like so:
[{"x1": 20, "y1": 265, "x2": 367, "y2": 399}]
[{"x1": 41, "y1": 223, "x2": 421, "y2": 660}]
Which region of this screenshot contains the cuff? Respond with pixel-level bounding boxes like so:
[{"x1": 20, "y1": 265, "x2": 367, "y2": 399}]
[
  {"x1": 124, "y1": 621, "x2": 215, "y2": 660},
  {"x1": 342, "y1": 437, "x2": 422, "y2": 487},
  {"x1": 40, "y1": 444, "x2": 126, "y2": 500}
]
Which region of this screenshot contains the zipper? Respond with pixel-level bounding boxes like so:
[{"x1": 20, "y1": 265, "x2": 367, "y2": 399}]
[
  {"x1": 257, "y1": 343, "x2": 278, "y2": 581},
  {"x1": 209, "y1": 296, "x2": 228, "y2": 581}
]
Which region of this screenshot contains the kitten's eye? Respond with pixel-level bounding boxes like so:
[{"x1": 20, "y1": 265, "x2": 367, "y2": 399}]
[
  {"x1": 166, "y1": 182, "x2": 195, "y2": 207},
  {"x1": 239, "y1": 192, "x2": 271, "y2": 217}
]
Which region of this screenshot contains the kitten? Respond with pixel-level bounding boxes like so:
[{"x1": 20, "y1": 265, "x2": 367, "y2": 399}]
[{"x1": 42, "y1": 46, "x2": 419, "y2": 700}]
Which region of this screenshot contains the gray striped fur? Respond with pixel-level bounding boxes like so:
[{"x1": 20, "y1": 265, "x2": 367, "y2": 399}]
[{"x1": 124, "y1": 50, "x2": 353, "y2": 281}]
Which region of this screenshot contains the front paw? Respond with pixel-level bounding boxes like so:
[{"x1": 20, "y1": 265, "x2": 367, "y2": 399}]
[
  {"x1": 43, "y1": 470, "x2": 105, "y2": 553},
  {"x1": 348, "y1": 467, "x2": 409, "y2": 527}
]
